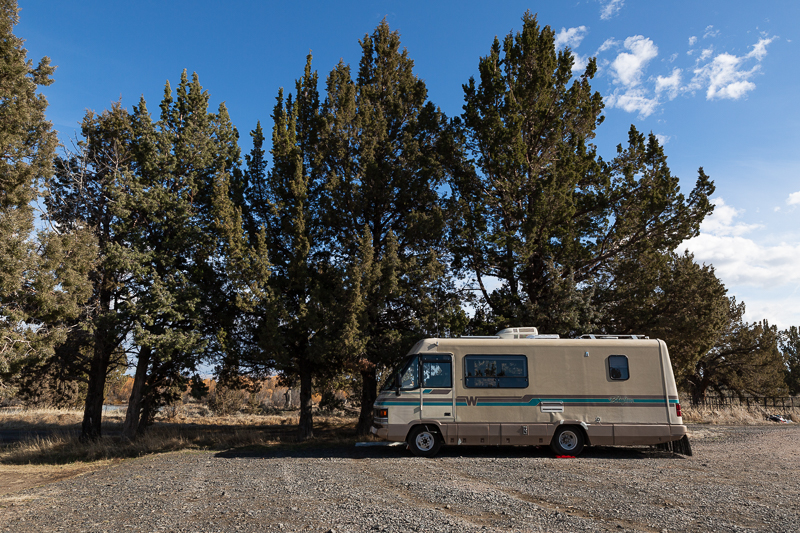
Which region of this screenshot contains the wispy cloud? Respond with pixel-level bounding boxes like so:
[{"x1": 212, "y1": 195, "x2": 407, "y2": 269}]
[
  {"x1": 788, "y1": 191, "x2": 800, "y2": 206},
  {"x1": 600, "y1": 0, "x2": 625, "y2": 21},
  {"x1": 555, "y1": 26, "x2": 588, "y2": 50},
  {"x1": 699, "y1": 198, "x2": 762, "y2": 237},
  {"x1": 655, "y1": 68, "x2": 681, "y2": 100},
  {"x1": 688, "y1": 36, "x2": 697, "y2": 46},
  {"x1": 596, "y1": 38, "x2": 618, "y2": 55},
  {"x1": 690, "y1": 36, "x2": 776, "y2": 100},
  {"x1": 703, "y1": 25, "x2": 720, "y2": 39}
]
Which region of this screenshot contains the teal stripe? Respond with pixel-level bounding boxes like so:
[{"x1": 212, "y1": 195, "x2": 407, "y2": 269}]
[{"x1": 455, "y1": 398, "x2": 671, "y2": 407}]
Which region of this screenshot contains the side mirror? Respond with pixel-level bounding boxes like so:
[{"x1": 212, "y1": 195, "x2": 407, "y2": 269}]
[{"x1": 394, "y1": 373, "x2": 401, "y2": 396}]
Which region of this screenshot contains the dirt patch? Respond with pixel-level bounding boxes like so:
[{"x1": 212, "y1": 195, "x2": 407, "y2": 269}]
[{"x1": 0, "y1": 461, "x2": 115, "y2": 497}]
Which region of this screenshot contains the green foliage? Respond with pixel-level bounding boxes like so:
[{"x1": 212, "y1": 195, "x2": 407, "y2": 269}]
[
  {"x1": 322, "y1": 21, "x2": 464, "y2": 433},
  {"x1": 597, "y1": 251, "x2": 730, "y2": 385},
  {"x1": 688, "y1": 300, "x2": 787, "y2": 402},
  {"x1": 453, "y1": 11, "x2": 714, "y2": 336},
  {"x1": 780, "y1": 326, "x2": 800, "y2": 395},
  {"x1": 0, "y1": 0, "x2": 95, "y2": 399}
]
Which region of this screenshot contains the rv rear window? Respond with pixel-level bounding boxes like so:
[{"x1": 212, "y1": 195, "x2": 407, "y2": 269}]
[
  {"x1": 608, "y1": 355, "x2": 629, "y2": 380},
  {"x1": 464, "y1": 355, "x2": 528, "y2": 388}
]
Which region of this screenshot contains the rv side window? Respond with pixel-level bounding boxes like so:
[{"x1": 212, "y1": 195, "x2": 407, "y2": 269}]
[
  {"x1": 399, "y1": 356, "x2": 419, "y2": 389},
  {"x1": 608, "y1": 355, "x2": 629, "y2": 380},
  {"x1": 464, "y1": 354, "x2": 528, "y2": 388},
  {"x1": 422, "y1": 355, "x2": 452, "y2": 388}
]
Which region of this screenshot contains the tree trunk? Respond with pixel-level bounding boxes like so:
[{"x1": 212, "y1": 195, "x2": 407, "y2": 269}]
[
  {"x1": 122, "y1": 346, "x2": 151, "y2": 440},
  {"x1": 356, "y1": 368, "x2": 378, "y2": 437},
  {"x1": 297, "y1": 367, "x2": 314, "y2": 441},
  {"x1": 138, "y1": 393, "x2": 155, "y2": 435},
  {"x1": 80, "y1": 336, "x2": 111, "y2": 441}
]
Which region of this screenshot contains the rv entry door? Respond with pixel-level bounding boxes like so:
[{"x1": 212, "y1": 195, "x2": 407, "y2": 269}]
[{"x1": 419, "y1": 353, "x2": 455, "y2": 422}]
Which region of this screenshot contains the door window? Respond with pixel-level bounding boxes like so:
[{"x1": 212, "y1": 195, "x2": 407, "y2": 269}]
[{"x1": 422, "y1": 356, "x2": 452, "y2": 388}]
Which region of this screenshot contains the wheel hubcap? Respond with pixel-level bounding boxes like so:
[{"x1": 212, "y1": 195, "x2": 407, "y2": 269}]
[
  {"x1": 415, "y1": 432, "x2": 434, "y2": 451},
  {"x1": 559, "y1": 431, "x2": 577, "y2": 451}
]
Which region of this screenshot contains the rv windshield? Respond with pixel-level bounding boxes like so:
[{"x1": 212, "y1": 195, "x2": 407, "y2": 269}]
[{"x1": 381, "y1": 355, "x2": 419, "y2": 391}]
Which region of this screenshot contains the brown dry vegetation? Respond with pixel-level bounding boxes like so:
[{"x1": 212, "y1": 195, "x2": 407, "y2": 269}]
[
  {"x1": 681, "y1": 402, "x2": 796, "y2": 425},
  {"x1": 0, "y1": 407, "x2": 362, "y2": 465}
]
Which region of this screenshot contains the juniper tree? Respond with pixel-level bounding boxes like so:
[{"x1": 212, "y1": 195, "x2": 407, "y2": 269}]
[
  {"x1": 0, "y1": 0, "x2": 94, "y2": 402},
  {"x1": 596, "y1": 251, "x2": 730, "y2": 386},
  {"x1": 120, "y1": 73, "x2": 260, "y2": 438},
  {"x1": 687, "y1": 301, "x2": 787, "y2": 403},
  {"x1": 781, "y1": 326, "x2": 800, "y2": 395},
  {"x1": 453, "y1": 12, "x2": 714, "y2": 335},
  {"x1": 322, "y1": 22, "x2": 464, "y2": 435},
  {"x1": 244, "y1": 56, "x2": 341, "y2": 440}
]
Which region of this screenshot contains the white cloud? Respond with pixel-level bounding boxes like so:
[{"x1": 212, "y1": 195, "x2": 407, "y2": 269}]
[
  {"x1": 699, "y1": 47, "x2": 714, "y2": 61},
  {"x1": 690, "y1": 37, "x2": 775, "y2": 100},
  {"x1": 572, "y1": 54, "x2": 589, "y2": 72},
  {"x1": 555, "y1": 26, "x2": 588, "y2": 50},
  {"x1": 688, "y1": 36, "x2": 697, "y2": 46},
  {"x1": 700, "y1": 198, "x2": 762, "y2": 236},
  {"x1": 654, "y1": 133, "x2": 671, "y2": 145},
  {"x1": 748, "y1": 37, "x2": 773, "y2": 60},
  {"x1": 678, "y1": 198, "x2": 800, "y2": 290},
  {"x1": 610, "y1": 35, "x2": 658, "y2": 87},
  {"x1": 655, "y1": 68, "x2": 681, "y2": 100},
  {"x1": 788, "y1": 191, "x2": 800, "y2": 206},
  {"x1": 600, "y1": 0, "x2": 625, "y2": 20},
  {"x1": 682, "y1": 233, "x2": 800, "y2": 289},
  {"x1": 596, "y1": 38, "x2": 618, "y2": 55},
  {"x1": 605, "y1": 88, "x2": 659, "y2": 118},
  {"x1": 703, "y1": 25, "x2": 720, "y2": 39}
]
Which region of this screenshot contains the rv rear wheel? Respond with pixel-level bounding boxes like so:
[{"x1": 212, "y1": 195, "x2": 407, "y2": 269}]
[
  {"x1": 550, "y1": 426, "x2": 585, "y2": 456},
  {"x1": 408, "y1": 426, "x2": 442, "y2": 457}
]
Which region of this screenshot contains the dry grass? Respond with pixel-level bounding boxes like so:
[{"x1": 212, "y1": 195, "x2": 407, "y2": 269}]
[
  {"x1": 0, "y1": 407, "x2": 359, "y2": 465},
  {"x1": 682, "y1": 403, "x2": 796, "y2": 425}
]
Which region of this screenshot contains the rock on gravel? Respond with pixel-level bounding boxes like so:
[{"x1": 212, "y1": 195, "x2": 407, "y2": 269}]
[{"x1": 1, "y1": 425, "x2": 799, "y2": 532}]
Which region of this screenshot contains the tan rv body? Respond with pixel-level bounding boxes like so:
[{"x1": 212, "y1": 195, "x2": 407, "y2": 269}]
[{"x1": 371, "y1": 337, "x2": 687, "y2": 454}]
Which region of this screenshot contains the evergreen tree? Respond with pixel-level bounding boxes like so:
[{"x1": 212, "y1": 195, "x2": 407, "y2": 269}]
[
  {"x1": 0, "y1": 0, "x2": 94, "y2": 404},
  {"x1": 47, "y1": 104, "x2": 142, "y2": 439},
  {"x1": 246, "y1": 56, "x2": 337, "y2": 440},
  {"x1": 687, "y1": 301, "x2": 787, "y2": 403},
  {"x1": 322, "y1": 22, "x2": 464, "y2": 435},
  {"x1": 597, "y1": 251, "x2": 730, "y2": 386},
  {"x1": 453, "y1": 12, "x2": 714, "y2": 335},
  {"x1": 121, "y1": 72, "x2": 259, "y2": 438},
  {"x1": 781, "y1": 326, "x2": 800, "y2": 395}
]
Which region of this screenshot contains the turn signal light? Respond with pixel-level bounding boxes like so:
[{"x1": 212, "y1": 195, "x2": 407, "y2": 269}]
[
  {"x1": 676, "y1": 403, "x2": 682, "y2": 417},
  {"x1": 377, "y1": 409, "x2": 388, "y2": 418}
]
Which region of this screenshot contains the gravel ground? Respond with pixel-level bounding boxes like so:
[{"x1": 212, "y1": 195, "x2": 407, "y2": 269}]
[{"x1": 1, "y1": 424, "x2": 799, "y2": 533}]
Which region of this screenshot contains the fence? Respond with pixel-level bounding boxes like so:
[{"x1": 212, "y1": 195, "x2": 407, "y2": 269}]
[{"x1": 684, "y1": 394, "x2": 800, "y2": 412}]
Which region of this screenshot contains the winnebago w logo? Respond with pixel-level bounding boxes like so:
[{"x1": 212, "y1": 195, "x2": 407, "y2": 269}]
[{"x1": 465, "y1": 396, "x2": 479, "y2": 406}]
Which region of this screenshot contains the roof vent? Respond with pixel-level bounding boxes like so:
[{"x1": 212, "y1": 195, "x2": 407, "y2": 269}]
[{"x1": 496, "y1": 327, "x2": 538, "y2": 339}]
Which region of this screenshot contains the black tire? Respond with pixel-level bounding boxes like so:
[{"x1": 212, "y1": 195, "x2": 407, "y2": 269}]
[
  {"x1": 550, "y1": 425, "x2": 585, "y2": 456},
  {"x1": 408, "y1": 426, "x2": 442, "y2": 457}
]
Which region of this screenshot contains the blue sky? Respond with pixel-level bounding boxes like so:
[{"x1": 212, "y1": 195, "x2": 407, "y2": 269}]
[{"x1": 17, "y1": 0, "x2": 800, "y2": 328}]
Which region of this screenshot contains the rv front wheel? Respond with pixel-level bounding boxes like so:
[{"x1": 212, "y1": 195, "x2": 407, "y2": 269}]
[
  {"x1": 408, "y1": 426, "x2": 442, "y2": 457},
  {"x1": 550, "y1": 426, "x2": 585, "y2": 456}
]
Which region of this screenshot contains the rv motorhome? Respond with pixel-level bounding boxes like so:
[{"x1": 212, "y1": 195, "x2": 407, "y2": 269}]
[{"x1": 371, "y1": 328, "x2": 691, "y2": 457}]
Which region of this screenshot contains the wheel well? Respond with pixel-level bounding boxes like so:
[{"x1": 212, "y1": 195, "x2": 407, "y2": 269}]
[
  {"x1": 552, "y1": 424, "x2": 590, "y2": 446},
  {"x1": 406, "y1": 424, "x2": 440, "y2": 443}
]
